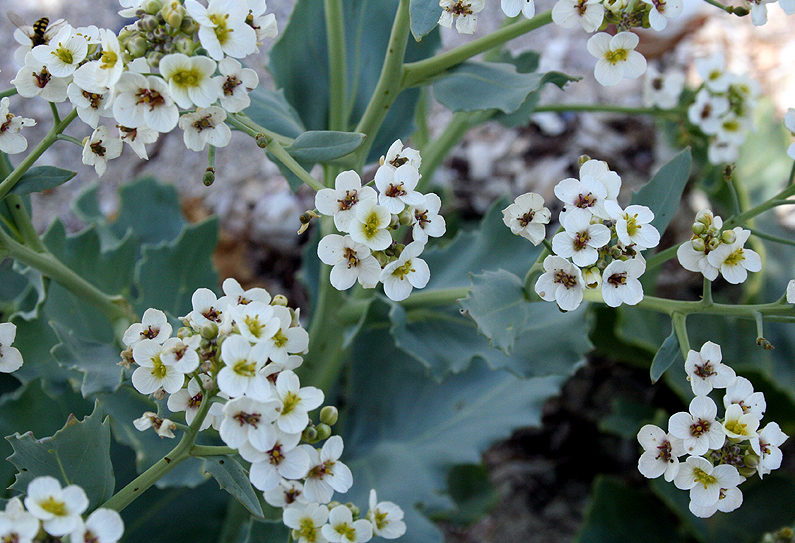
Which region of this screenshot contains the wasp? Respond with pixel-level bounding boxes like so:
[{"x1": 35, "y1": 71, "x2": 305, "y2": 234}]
[{"x1": 7, "y1": 13, "x2": 65, "y2": 48}]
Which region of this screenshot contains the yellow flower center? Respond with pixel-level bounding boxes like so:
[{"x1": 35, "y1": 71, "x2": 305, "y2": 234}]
[
  {"x1": 171, "y1": 68, "x2": 202, "y2": 88},
  {"x1": 604, "y1": 48, "x2": 629, "y2": 65},
  {"x1": 40, "y1": 496, "x2": 67, "y2": 516},
  {"x1": 693, "y1": 467, "x2": 717, "y2": 489},
  {"x1": 100, "y1": 50, "x2": 118, "y2": 70},
  {"x1": 54, "y1": 46, "x2": 73, "y2": 65},
  {"x1": 209, "y1": 13, "x2": 232, "y2": 45}
]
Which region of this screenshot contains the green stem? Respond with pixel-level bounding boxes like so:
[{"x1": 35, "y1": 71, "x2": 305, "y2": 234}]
[
  {"x1": 0, "y1": 108, "x2": 78, "y2": 201},
  {"x1": 788, "y1": 161, "x2": 795, "y2": 186},
  {"x1": 190, "y1": 445, "x2": 236, "y2": 457},
  {"x1": 4, "y1": 195, "x2": 46, "y2": 252},
  {"x1": 532, "y1": 103, "x2": 685, "y2": 119},
  {"x1": 723, "y1": 180, "x2": 795, "y2": 229},
  {"x1": 55, "y1": 134, "x2": 84, "y2": 147},
  {"x1": 102, "y1": 393, "x2": 215, "y2": 512},
  {"x1": 702, "y1": 0, "x2": 734, "y2": 13},
  {"x1": 671, "y1": 312, "x2": 690, "y2": 359},
  {"x1": 645, "y1": 244, "x2": 679, "y2": 271},
  {"x1": 226, "y1": 113, "x2": 294, "y2": 147},
  {"x1": 402, "y1": 11, "x2": 553, "y2": 88},
  {"x1": 745, "y1": 226, "x2": 795, "y2": 247},
  {"x1": 325, "y1": 0, "x2": 347, "y2": 132},
  {"x1": 701, "y1": 276, "x2": 713, "y2": 307},
  {"x1": 353, "y1": 0, "x2": 411, "y2": 165},
  {"x1": 0, "y1": 88, "x2": 18, "y2": 99},
  {"x1": 49, "y1": 102, "x2": 61, "y2": 125}
]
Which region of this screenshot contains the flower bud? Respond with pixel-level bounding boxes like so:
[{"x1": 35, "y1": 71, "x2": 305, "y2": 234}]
[
  {"x1": 255, "y1": 134, "x2": 269, "y2": 148},
  {"x1": 721, "y1": 229, "x2": 736, "y2": 244},
  {"x1": 200, "y1": 322, "x2": 218, "y2": 339},
  {"x1": 302, "y1": 426, "x2": 319, "y2": 443},
  {"x1": 320, "y1": 406, "x2": 338, "y2": 426},
  {"x1": 577, "y1": 154, "x2": 592, "y2": 167},
  {"x1": 162, "y1": 40, "x2": 176, "y2": 54},
  {"x1": 144, "y1": 0, "x2": 163, "y2": 15},
  {"x1": 139, "y1": 13, "x2": 159, "y2": 31},
  {"x1": 174, "y1": 34, "x2": 196, "y2": 55},
  {"x1": 177, "y1": 326, "x2": 191, "y2": 339},
  {"x1": 162, "y1": 1, "x2": 186, "y2": 28},
  {"x1": 695, "y1": 209, "x2": 713, "y2": 226},
  {"x1": 289, "y1": 307, "x2": 301, "y2": 327},
  {"x1": 691, "y1": 237, "x2": 706, "y2": 253},
  {"x1": 316, "y1": 423, "x2": 332, "y2": 441},
  {"x1": 152, "y1": 26, "x2": 169, "y2": 41},
  {"x1": 345, "y1": 503, "x2": 361, "y2": 518},
  {"x1": 203, "y1": 168, "x2": 215, "y2": 186},
  {"x1": 126, "y1": 35, "x2": 149, "y2": 58},
  {"x1": 603, "y1": 0, "x2": 627, "y2": 14},
  {"x1": 272, "y1": 295, "x2": 288, "y2": 307},
  {"x1": 119, "y1": 347, "x2": 134, "y2": 368},
  {"x1": 692, "y1": 222, "x2": 707, "y2": 235},
  {"x1": 738, "y1": 466, "x2": 757, "y2": 478},
  {"x1": 583, "y1": 267, "x2": 602, "y2": 289},
  {"x1": 707, "y1": 238, "x2": 721, "y2": 251},
  {"x1": 146, "y1": 51, "x2": 164, "y2": 68},
  {"x1": 373, "y1": 250, "x2": 389, "y2": 267},
  {"x1": 181, "y1": 16, "x2": 199, "y2": 34},
  {"x1": 731, "y1": 5, "x2": 750, "y2": 15}
]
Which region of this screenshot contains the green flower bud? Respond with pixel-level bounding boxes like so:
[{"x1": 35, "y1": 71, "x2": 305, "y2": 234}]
[
  {"x1": 731, "y1": 5, "x2": 750, "y2": 15},
  {"x1": 373, "y1": 250, "x2": 389, "y2": 267},
  {"x1": 316, "y1": 423, "x2": 332, "y2": 441},
  {"x1": 139, "y1": 14, "x2": 159, "y2": 31},
  {"x1": 181, "y1": 15, "x2": 199, "y2": 34},
  {"x1": 398, "y1": 207, "x2": 413, "y2": 226},
  {"x1": 320, "y1": 406, "x2": 338, "y2": 426},
  {"x1": 144, "y1": 0, "x2": 163, "y2": 15},
  {"x1": 161, "y1": 0, "x2": 186, "y2": 28},
  {"x1": 271, "y1": 295, "x2": 288, "y2": 307},
  {"x1": 691, "y1": 237, "x2": 706, "y2": 253},
  {"x1": 738, "y1": 466, "x2": 757, "y2": 478},
  {"x1": 577, "y1": 154, "x2": 592, "y2": 167},
  {"x1": 302, "y1": 426, "x2": 319, "y2": 443},
  {"x1": 582, "y1": 267, "x2": 602, "y2": 289},
  {"x1": 203, "y1": 169, "x2": 215, "y2": 186},
  {"x1": 695, "y1": 209, "x2": 713, "y2": 225},
  {"x1": 177, "y1": 326, "x2": 191, "y2": 339},
  {"x1": 692, "y1": 222, "x2": 707, "y2": 235},
  {"x1": 200, "y1": 322, "x2": 218, "y2": 339},
  {"x1": 345, "y1": 503, "x2": 361, "y2": 518},
  {"x1": 707, "y1": 238, "x2": 721, "y2": 251},
  {"x1": 145, "y1": 51, "x2": 163, "y2": 68},
  {"x1": 174, "y1": 34, "x2": 196, "y2": 55},
  {"x1": 721, "y1": 229, "x2": 736, "y2": 244},
  {"x1": 743, "y1": 453, "x2": 760, "y2": 468}
]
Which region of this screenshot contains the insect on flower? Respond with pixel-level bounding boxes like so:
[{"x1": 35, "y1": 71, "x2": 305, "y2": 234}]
[{"x1": 7, "y1": 13, "x2": 65, "y2": 48}]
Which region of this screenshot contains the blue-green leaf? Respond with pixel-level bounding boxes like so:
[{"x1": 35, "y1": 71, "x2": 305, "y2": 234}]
[
  {"x1": 285, "y1": 131, "x2": 365, "y2": 162},
  {"x1": 50, "y1": 321, "x2": 123, "y2": 397},
  {"x1": 409, "y1": 0, "x2": 441, "y2": 40},
  {"x1": 243, "y1": 87, "x2": 305, "y2": 139},
  {"x1": 650, "y1": 327, "x2": 682, "y2": 384},
  {"x1": 202, "y1": 456, "x2": 264, "y2": 518},
  {"x1": 629, "y1": 148, "x2": 692, "y2": 234},
  {"x1": 7, "y1": 401, "x2": 114, "y2": 508},
  {"x1": 10, "y1": 166, "x2": 76, "y2": 196}
]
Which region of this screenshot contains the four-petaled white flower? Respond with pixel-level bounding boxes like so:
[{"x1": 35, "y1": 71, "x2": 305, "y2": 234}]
[
  {"x1": 706, "y1": 227, "x2": 761, "y2": 284},
  {"x1": 24, "y1": 476, "x2": 88, "y2": 537},
  {"x1": 684, "y1": 341, "x2": 736, "y2": 396},
  {"x1": 641, "y1": 0, "x2": 683, "y2": 30},
  {"x1": 601, "y1": 257, "x2": 645, "y2": 307},
  {"x1": 380, "y1": 241, "x2": 430, "y2": 302},
  {"x1": 119, "y1": 125, "x2": 159, "y2": 160},
  {"x1": 687, "y1": 89, "x2": 730, "y2": 135},
  {"x1": 246, "y1": 0, "x2": 280, "y2": 48},
  {"x1": 668, "y1": 396, "x2": 725, "y2": 456},
  {"x1": 554, "y1": 175, "x2": 609, "y2": 222},
  {"x1": 501, "y1": 0, "x2": 535, "y2": 18},
  {"x1": 502, "y1": 192, "x2": 551, "y2": 245},
  {"x1": 12, "y1": 53, "x2": 69, "y2": 103},
  {"x1": 318, "y1": 234, "x2": 382, "y2": 290},
  {"x1": 438, "y1": 0, "x2": 485, "y2": 34},
  {"x1": 349, "y1": 200, "x2": 393, "y2": 251},
  {"x1": 272, "y1": 370, "x2": 324, "y2": 434},
  {"x1": 552, "y1": 211, "x2": 611, "y2": 267},
  {"x1": 315, "y1": 170, "x2": 378, "y2": 233},
  {"x1": 167, "y1": 374, "x2": 221, "y2": 430},
  {"x1": 696, "y1": 53, "x2": 731, "y2": 93},
  {"x1": 243, "y1": 429, "x2": 311, "y2": 491},
  {"x1": 637, "y1": 424, "x2": 685, "y2": 482},
  {"x1": 607, "y1": 203, "x2": 660, "y2": 250},
  {"x1": 722, "y1": 403, "x2": 760, "y2": 441},
  {"x1": 366, "y1": 490, "x2": 406, "y2": 539},
  {"x1": 587, "y1": 32, "x2": 647, "y2": 87},
  {"x1": 113, "y1": 73, "x2": 180, "y2": 133},
  {"x1": 410, "y1": 193, "x2": 446, "y2": 244},
  {"x1": 283, "y1": 503, "x2": 329, "y2": 543},
  {"x1": 643, "y1": 65, "x2": 685, "y2": 110},
  {"x1": 132, "y1": 339, "x2": 185, "y2": 395},
  {"x1": 723, "y1": 376, "x2": 766, "y2": 419},
  {"x1": 179, "y1": 106, "x2": 232, "y2": 152},
  {"x1": 219, "y1": 395, "x2": 281, "y2": 449},
  {"x1": 302, "y1": 436, "x2": 354, "y2": 504},
  {"x1": 374, "y1": 163, "x2": 424, "y2": 214},
  {"x1": 0, "y1": 322, "x2": 24, "y2": 374},
  {"x1": 551, "y1": 0, "x2": 605, "y2": 32},
  {"x1": 214, "y1": 57, "x2": 259, "y2": 113},
  {"x1": 751, "y1": 422, "x2": 789, "y2": 478},
  {"x1": 674, "y1": 456, "x2": 742, "y2": 512},
  {"x1": 0, "y1": 497, "x2": 39, "y2": 543},
  {"x1": 82, "y1": 126, "x2": 122, "y2": 177},
  {"x1": 31, "y1": 25, "x2": 87, "y2": 78},
  {"x1": 0, "y1": 97, "x2": 35, "y2": 154},
  {"x1": 535, "y1": 256, "x2": 585, "y2": 311},
  {"x1": 322, "y1": 505, "x2": 373, "y2": 543},
  {"x1": 123, "y1": 308, "x2": 172, "y2": 347},
  {"x1": 159, "y1": 53, "x2": 219, "y2": 109},
  {"x1": 186, "y1": 0, "x2": 258, "y2": 60},
  {"x1": 133, "y1": 412, "x2": 177, "y2": 438},
  {"x1": 70, "y1": 508, "x2": 124, "y2": 543},
  {"x1": 218, "y1": 335, "x2": 272, "y2": 400}
]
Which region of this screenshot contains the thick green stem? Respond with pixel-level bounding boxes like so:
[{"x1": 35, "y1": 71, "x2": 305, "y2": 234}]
[
  {"x1": 325, "y1": 0, "x2": 347, "y2": 132},
  {"x1": 645, "y1": 244, "x2": 679, "y2": 271},
  {"x1": 190, "y1": 445, "x2": 236, "y2": 457},
  {"x1": 671, "y1": 312, "x2": 690, "y2": 359},
  {"x1": 5, "y1": 195, "x2": 46, "y2": 252},
  {"x1": 701, "y1": 277, "x2": 713, "y2": 307},
  {"x1": 0, "y1": 89, "x2": 18, "y2": 99},
  {"x1": 353, "y1": 0, "x2": 411, "y2": 165},
  {"x1": 401, "y1": 11, "x2": 553, "y2": 88},
  {"x1": 0, "y1": 109, "x2": 78, "y2": 201}
]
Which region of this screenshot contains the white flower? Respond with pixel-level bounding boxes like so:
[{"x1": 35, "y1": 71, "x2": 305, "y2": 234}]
[
  {"x1": 272, "y1": 370, "x2": 324, "y2": 434},
  {"x1": 264, "y1": 479, "x2": 307, "y2": 509},
  {"x1": 366, "y1": 490, "x2": 406, "y2": 539},
  {"x1": 785, "y1": 108, "x2": 795, "y2": 160},
  {"x1": 438, "y1": 0, "x2": 485, "y2": 34},
  {"x1": 217, "y1": 335, "x2": 272, "y2": 400},
  {"x1": 696, "y1": 53, "x2": 731, "y2": 93},
  {"x1": 67, "y1": 81, "x2": 111, "y2": 129},
  {"x1": 554, "y1": 175, "x2": 609, "y2": 222},
  {"x1": 219, "y1": 396, "x2": 280, "y2": 449},
  {"x1": 501, "y1": 0, "x2": 535, "y2": 18},
  {"x1": 133, "y1": 412, "x2": 177, "y2": 438},
  {"x1": 11, "y1": 53, "x2": 70, "y2": 103},
  {"x1": 283, "y1": 503, "x2": 329, "y2": 543},
  {"x1": 302, "y1": 436, "x2": 354, "y2": 503},
  {"x1": 186, "y1": 288, "x2": 230, "y2": 329},
  {"x1": 132, "y1": 339, "x2": 185, "y2": 395},
  {"x1": 668, "y1": 396, "x2": 725, "y2": 456},
  {"x1": 24, "y1": 476, "x2": 88, "y2": 536},
  {"x1": 119, "y1": 125, "x2": 159, "y2": 160},
  {"x1": 587, "y1": 32, "x2": 647, "y2": 87},
  {"x1": 502, "y1": 192, "x2": 551, "y2": 245},
  {"x1": 161, "y1": 336, "x2": 202, "y2": 374},
  {"x1": 535, "y1": 256, "x2": 585, "y2": 311},
  {"x1": 381, "y1": 139, "x2": 421, "y2": 171},
  {"x1": 0, "y1": 98, "x2": 36, "y2": 154},
  {"x1": 579, "y1": 159, "x2": 621, "y2": 201},
  {"x1": 641, "y1": 0, "x2": 683, "y2": 30},
  {"x1": 687, "y1": 89, "x2": 730, "y2": 135},
  {"x1": 722, "y1": 403, "x2": 760, "y2": 441},
  {"x1": 70, "y1": 509, "x2": 124, "y2": 543},
  {"x1": 112, "y1": 73, "x2": 180, "y2": 133},
  {"x1": 186, "y1": 0, "x2": 258, "y2": 60},
  {"x1": 31, "y1": 25, "x2": 87, "y2": 78},
  {"x1": 259, "y1": 306, "x2": 309, "y2": 365},
  {"x1": 674, "y1": 456, "x2": 742, "y2": 509},
  {"x1": 318, "y1": 234, "x2": 382, "y2": 290},
  {"x1": 410, "y1": 193, "x2": 446, "y2": 244},
  {"x1": 715, "y1": 113, "x2": 748, "y2": 147},
  {"x1": 228, "y1": 301, "x2": 277, "y2": 344},
  {"x1": 82, "y1": 126, "x2": 122, "y2": 177},
  {"x1": 608, "y1": 203, "x2": 661, "y2": 250},
  {"x1": 167, "y1": 374, "x2": 220, "y2": 430},
  {"x1": 123, "y1": 308, "x2": 172, "y2": 347},
  {"x1": 637, "y1": 424, "x2": 685, "y2": 482},
  {"x1": 751, "y1": 422, "x2": 788, "y2": 478},
  {"x1": 551, "y1": 212, "x2": 610, "y2": 267},
  {"x1": 684, "y1": 341, "x2": 736, "y2": 396},
  {"x1": 643, "y1": 65, "x2": 685, "y2": 110},
  {"x1": 723, "y1": 376, "x2": 766, "y2": 419},
  {"x1": 315, "y1": 171, "x2": 378, "y2": 232},
  {"x1": 689, "y1": 486, "x2": 743, "y2": 518},
  {"x1": 179, "y1": 106, "x2": 232, "y2": 152},
  {"x1": 380, "y1": 241, "x2": 430, "y2": 302},
  {"x1": 246, "y1": 0, "x2": 279, "y2": 48},
  {"x1": 349, "y1": 200, "x2": 393, "y2": 251},
  {"x1": 0, "y1": 497, "x2": 39, "y2": 543},
  {"x1": 159, "y1": 53, "x2": 219, "y2": 109},
  {"x1": 214, "y1": 57, "x2": 259, "y2": 113},
  {"x1": 744, "y1": 0, "x2": 774, "y2": 25},
  {"x1": 707, "y1": 138, "x2": 740, "y2": 165},
  {"x1": 706, "y1": 228, "x2": 761, "y2": 284},
  {"x1": 601, "y1": 258, "x2": 645, "y2": 307},
  {"x1": 374, "y1": 163, "x2": 424, "y2": 214},
  {"x1": 222, "y1": 277, "x2": 272, "y2": 306},
  {"x1": 244, "y1": 430, "x2": 311, "y2": 491},
  {"x1": 551, "y1": 0, "x2": 604, "y2": 32},
  {"x1": 322, "y1": 506, "x2": 373, "y2": 543},
  {"x1": 0, "y1": 323, "x2": 23, "y2": 374},
  {"x1": 93, "y1": 29, "x2": 125, "y2": 88}
]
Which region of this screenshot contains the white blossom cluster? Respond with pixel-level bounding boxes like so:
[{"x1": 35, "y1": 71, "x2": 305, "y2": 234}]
[
  {"x1": 0, "y1": 322, "x2": 24, "y2": 373},
  {"x1": 9, "y1": 0, "x2": 276, "y2": 176},
  {"x1": 122, "y1": 279, "x2": 405, "y2": 542},
  {"x1": 637, "y1": 341, "x2": 788, "y2": 518},
  {"x1": 677, "y1": 209, "x2": 761, "y2": 284},
  {"x1": 315, "y1": 140, "x2": 446, "y2": 302},
  {"x1": 686, "y1": 53, "x2": 760, "y2": 165},
  {"x1": 503, "y1": 159, "x2": 660, "y2": 311},
  {"x1": 7, "y1": 476, "x2": 123, "y2": 543}
]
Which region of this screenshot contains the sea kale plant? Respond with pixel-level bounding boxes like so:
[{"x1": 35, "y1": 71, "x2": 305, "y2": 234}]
[{"x1": 0, "y1": 0, "x2": 793, "y2": 541}]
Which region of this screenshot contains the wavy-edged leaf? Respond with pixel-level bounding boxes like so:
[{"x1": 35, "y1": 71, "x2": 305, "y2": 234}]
[
  {"x1": 7, "y1": 401, "x2": 113, "y2": 508},
  {"x1": 285, "y1": 131, "x2": 365, "y2": 162},
  {"x1": 202, "y1": 456, "x2": 264, "y2": 518},
  {"x1": 50, "y1": 321, "x2": 123, "y2": 397},
  {"x1": 10, "y1": 166, "x2": 76, "y2": 196},
  {"x1": 629, "y1": 148, "x2": 691, "y2": 234}
]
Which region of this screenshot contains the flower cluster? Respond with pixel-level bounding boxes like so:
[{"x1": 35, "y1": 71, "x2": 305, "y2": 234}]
[
  {"x1": 503, "y1": 159, "x2": 660, "y2": 311},
  {"x1": 9, "y1": 0, "x2": 276, "y2": 176},
  {"x1": 315, "y1": 140, "x2": 446, "y2": 302},
  {"x1": 677, "y1": 209, "x2": 761, "y2": 284},
  {"x1": 0, "y1": 322, "x2": 24, "y2": 373},
  {"x1": 122, "y1": 279, "x2": 405, "y2": 541},
  {"x1": 637, "y1": 341, "x2": 788, "y2": 518},
  {"x1": 686, "y1": 53, "x2": 760, "y2": 165},
  {"x1": 8, "y1": 476, "x2": 124, "y2": 542}
]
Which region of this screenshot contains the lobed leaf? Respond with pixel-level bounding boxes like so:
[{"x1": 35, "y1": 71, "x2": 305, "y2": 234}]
[{"x1": 50, "y1": 321, "x2": 123, "y2": 397}]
